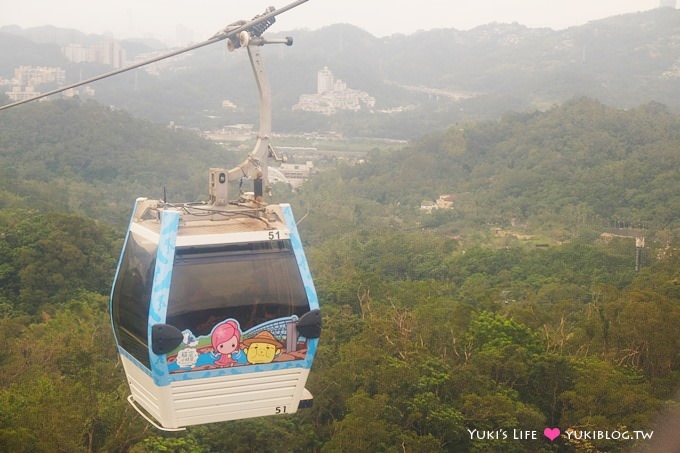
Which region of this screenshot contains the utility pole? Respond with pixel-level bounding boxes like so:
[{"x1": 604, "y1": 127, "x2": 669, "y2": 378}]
[{"x1": 635, "y1": 235, "x2": 645, "y2": 272}]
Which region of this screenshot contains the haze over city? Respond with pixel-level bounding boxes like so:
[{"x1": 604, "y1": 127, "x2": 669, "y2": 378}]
[{"x1": 3, "y1": 0, "x2": 672, "y2": 45}]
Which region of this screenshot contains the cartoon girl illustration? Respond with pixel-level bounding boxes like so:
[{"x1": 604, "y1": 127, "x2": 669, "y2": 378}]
[{"x1": 210, "y1": 319, "x2": 242, "y2": 367}]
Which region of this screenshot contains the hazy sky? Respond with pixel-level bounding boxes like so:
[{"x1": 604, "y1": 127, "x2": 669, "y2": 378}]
[{"x1": 3, "y1": 0, "x2": 666, "y2": 45}]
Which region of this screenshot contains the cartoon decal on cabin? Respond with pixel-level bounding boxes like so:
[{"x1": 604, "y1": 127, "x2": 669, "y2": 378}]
[
  {"x1": 211, "y1": 319, "x2": 243, "y2": 367},
  {"x1": 166, "y1": 315, "x2": 306, "y2": 373}
]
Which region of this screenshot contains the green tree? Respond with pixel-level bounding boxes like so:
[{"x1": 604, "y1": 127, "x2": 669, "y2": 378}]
[
  {"x1": 0, "y1": 295, "x2": 146, "y2": 452},
  {"x1": 560, "y1": 359, "x2": 660, "y2": 429}
]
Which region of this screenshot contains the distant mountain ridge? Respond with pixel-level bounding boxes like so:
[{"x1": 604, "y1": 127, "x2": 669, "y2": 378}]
[
  {"x1": 0, "y1": 24, "x2": 167, "y2": 56},
  {"x1": 2, "y1": 8, "x2": 679, "y2": 138}
]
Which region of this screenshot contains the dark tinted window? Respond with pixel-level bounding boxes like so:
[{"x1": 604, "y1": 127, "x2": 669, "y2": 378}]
[
  {"x1": 111, "y1": 232, "x2": 156, "y2": 368},
  {"x1": 166, "y1": 240, "x2": 309, "y2": 336}
]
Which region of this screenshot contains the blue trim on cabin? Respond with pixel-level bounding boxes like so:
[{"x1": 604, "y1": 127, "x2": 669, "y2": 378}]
[
  {"x1": 280, "y1": 203, "x2": 319, "y2": 368},
  {"x1": 148, "y1": 210, "x2": 180, "y2": 386},
  {"x1": 280, "y1": 204, "x2": 319, "y2": 311}
]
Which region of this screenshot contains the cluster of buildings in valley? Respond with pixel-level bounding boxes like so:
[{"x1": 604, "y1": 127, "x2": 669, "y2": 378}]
[
  {"x1": 3, "y1": 65, "x2": 64, "y2": 101},
  {"x1": 292, "y1": 66, "x2": 375, "y2": 115},
  {"x1": 3, "y1": 64, "x2": 97, "y2": 102},
  {"x1": 219, "y1": 66, "x2": 377, "y2": 117},
  {"x1": 3, "y1": 40, "x2": 126, "y2": 102}
]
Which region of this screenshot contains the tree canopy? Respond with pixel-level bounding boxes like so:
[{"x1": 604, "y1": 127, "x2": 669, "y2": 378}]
[{"x1": 0, "y1": 97, "x2": 679, "y2": 451}]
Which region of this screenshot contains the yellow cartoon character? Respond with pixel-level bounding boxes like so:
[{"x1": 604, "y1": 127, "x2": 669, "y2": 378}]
[{"x1": 242, "y1": 331, "x2": 283, "y2": 364}]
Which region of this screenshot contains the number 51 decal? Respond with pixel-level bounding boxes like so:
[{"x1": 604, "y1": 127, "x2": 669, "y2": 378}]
[{"x1": 268, "y1": 230, "x2": 281, "y2": 240}]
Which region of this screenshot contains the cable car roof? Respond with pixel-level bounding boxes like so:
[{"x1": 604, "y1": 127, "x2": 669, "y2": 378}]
[{"x1": 130, "y1": 201, "x2": 291, "y2": 245}]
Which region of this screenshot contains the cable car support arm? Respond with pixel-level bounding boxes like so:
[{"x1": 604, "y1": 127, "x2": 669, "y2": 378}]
[{"x1": 210, "y1": 29, "x2": 293, "y2": 206}]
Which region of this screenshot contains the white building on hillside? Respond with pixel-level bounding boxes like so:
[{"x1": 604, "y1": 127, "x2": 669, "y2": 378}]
[{"x1": 293, "y1": 67, "x2": 375, "y2": 115}]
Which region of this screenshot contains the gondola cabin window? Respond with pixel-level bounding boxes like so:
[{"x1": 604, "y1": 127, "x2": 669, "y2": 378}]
[
  {"x1": 111, "y1": 232, "x2": 157, "y2": 368},
  {"x1": 166, "y1": 240, "x2": 309, "y2": 340}
]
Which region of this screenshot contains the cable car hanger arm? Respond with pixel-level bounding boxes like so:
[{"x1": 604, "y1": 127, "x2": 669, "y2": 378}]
[
  {"x1": 226, "y1": 35, "x2": 292, "y2": 182},
  {"x1": 0, "y1": 0, "x2": 309, "y2": 112},
  {"x1": 210, "y1": 31, "x2": 294, "y2": 206}
]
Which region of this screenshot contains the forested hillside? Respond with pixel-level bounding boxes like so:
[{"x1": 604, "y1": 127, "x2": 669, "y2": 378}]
[
  {"x1": 0, "y1": 99, "x2": 237, "y2": 225},
  {"x1": 1, "y1": 97, "x2": 679, "y2": 451},
  {"x1": 293, "y1": 98, "x2": 680, "y2": 247},
  {"x1": 3, "y1": 97, "x2": 679, "y2": 244}
]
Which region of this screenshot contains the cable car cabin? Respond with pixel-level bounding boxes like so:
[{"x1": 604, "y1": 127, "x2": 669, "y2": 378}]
[{"x1": 110, "y1": 198, "x2": 321, "y2": 430}]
